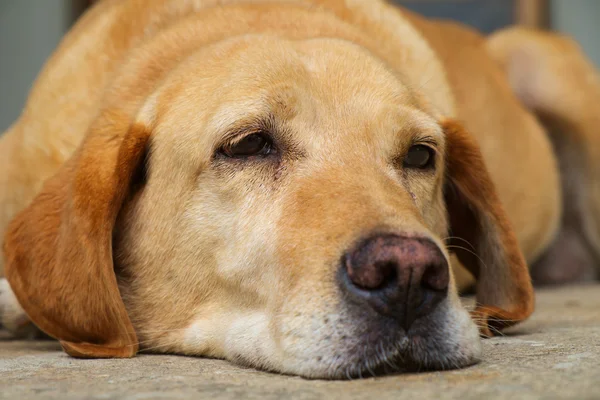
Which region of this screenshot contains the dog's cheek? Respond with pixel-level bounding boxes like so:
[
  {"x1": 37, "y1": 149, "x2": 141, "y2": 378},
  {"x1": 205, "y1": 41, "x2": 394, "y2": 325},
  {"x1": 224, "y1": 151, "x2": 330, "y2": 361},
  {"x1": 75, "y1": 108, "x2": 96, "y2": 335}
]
[
  {"x1": 154, "y1": 178, "x2": 290, "y2": 362},
  {"x1": 399, "y1": 169, "x2": 449, "y2": 244}
]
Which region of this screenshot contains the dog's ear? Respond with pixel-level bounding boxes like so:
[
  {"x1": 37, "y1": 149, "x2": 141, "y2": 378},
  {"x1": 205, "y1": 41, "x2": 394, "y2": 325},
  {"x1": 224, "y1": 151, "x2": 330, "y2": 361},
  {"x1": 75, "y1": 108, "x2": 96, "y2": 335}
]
[
  {"x1": 442, "y1": 119, "x2": 534, "y2": 337},
  {"x1": 3, "y1": 113, "x2": 148, "y2": 358}
]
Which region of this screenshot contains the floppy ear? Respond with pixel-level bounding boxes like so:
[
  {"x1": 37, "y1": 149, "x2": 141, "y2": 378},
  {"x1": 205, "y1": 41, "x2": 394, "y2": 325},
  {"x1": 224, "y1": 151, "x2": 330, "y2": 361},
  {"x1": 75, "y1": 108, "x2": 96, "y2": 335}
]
[
  {"x1": 442, "y1": 119, "x2": 534, "y2": 337},
  {"x1": 3, "y1": 114, "x2": 148, "y2": 358}
]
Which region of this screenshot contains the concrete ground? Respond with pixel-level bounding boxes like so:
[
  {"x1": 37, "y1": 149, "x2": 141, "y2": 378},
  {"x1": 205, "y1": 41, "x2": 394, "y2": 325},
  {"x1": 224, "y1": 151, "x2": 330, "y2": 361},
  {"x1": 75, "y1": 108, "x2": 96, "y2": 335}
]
[{"x1": 1, "y1": 285, "x2": 599, "y2": 400}]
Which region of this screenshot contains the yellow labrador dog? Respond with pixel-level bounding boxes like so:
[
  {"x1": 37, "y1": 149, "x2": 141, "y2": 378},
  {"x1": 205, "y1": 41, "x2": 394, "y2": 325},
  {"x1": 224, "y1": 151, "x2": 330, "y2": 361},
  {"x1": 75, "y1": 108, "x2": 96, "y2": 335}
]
[{"x1": 1, "y1": 0, "x2": 599, "y2": 379}]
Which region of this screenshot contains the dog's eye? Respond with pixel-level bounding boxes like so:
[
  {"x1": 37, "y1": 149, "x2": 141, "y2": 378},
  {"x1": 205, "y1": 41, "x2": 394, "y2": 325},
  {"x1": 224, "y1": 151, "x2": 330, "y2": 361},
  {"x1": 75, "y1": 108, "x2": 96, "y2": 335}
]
[
  {"x1": 221, "y1": 133, "x2": 273, "y2": 158},
  {"x1": 404, "y1": 145, "x2": 435, "y2": 169}
]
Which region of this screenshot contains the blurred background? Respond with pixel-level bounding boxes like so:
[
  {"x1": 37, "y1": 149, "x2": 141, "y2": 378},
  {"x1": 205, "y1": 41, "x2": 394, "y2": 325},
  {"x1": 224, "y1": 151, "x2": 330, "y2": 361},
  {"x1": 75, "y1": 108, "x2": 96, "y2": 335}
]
[{"x1": 1, "y1": 0, "x2": 599, "y2": 132}]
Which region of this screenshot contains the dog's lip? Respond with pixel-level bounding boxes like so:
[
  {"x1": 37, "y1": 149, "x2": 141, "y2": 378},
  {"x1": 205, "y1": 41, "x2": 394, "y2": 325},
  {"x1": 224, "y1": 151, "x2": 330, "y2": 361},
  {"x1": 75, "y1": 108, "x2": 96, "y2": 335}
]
[
  {"x1": 339, "y1": 347, "x2": 478, "y2": 380},
  {"x1": 322, "y1": 329, "x2": 479, "y2": 379}
]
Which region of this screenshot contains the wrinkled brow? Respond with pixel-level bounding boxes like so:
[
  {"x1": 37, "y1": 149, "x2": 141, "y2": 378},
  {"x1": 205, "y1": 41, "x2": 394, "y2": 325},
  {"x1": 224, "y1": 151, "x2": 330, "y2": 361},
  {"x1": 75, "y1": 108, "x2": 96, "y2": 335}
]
[
  {"x1": 208, "y1": 84, "x2": 299, "y2": 135},
  {"x1": 219, "y1": 113, "x2": 279, "y2": 142}
]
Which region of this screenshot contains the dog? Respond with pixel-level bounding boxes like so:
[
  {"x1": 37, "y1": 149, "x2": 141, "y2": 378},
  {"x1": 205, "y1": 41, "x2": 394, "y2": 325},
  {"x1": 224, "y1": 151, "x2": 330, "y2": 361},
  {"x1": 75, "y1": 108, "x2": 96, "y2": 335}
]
[{"x1": 1, "y1": 0, "x2": 598, "y2": 379}]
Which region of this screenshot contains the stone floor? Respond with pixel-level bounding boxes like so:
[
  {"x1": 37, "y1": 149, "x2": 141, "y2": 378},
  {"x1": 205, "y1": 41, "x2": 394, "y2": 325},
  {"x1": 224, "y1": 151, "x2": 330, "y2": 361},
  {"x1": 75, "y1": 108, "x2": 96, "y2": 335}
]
[{"x1": 1, "y1": 285, "x2": 599, "y2": 400}]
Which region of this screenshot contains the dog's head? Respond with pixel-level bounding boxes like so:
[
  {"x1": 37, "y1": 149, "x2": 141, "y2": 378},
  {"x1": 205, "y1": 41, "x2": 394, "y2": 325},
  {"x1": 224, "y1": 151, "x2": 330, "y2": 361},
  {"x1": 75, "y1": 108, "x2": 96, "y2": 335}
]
[{"x1": 4, "y1": 32, "x2": 533, "y2": 378}]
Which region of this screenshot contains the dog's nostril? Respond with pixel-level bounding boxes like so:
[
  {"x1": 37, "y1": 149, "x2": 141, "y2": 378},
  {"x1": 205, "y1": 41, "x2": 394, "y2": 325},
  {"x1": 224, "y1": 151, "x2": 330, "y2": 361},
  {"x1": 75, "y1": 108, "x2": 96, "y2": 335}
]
[
  {"x1": 372, "y1": 261, "x2": 398, "y2": 290},
  {"x1": 344, "y1": 256, "x2": 398, "y2": 290},
  {"x1": 421, "y1": 262, "x2": 450, "y2": 292}
]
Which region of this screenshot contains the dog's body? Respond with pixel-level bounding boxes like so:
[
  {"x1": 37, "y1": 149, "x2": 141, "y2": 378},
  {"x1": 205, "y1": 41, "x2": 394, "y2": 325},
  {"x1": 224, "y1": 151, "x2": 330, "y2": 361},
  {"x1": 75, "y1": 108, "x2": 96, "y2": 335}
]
[{"x1": 1, "y1": 0, "x2": 599, "y2": 378}]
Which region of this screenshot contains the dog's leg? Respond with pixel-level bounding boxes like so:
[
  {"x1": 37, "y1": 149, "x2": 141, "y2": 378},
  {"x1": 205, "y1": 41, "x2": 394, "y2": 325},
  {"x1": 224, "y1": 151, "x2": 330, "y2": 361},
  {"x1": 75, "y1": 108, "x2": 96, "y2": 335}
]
[
  {"x1": 0, "y1": 278, "x2": 41, "y2": 338},
  {"x1": 486, "y1": 27, "x2": 600, "y2": 285}
]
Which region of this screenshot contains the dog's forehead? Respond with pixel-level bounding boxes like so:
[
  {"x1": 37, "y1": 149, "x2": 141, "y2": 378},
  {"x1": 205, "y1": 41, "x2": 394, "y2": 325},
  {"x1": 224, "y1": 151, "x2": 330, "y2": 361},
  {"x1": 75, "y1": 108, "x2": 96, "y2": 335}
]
[{"x1": 152, "y1": 36, "x2": 441, "y2": 153}]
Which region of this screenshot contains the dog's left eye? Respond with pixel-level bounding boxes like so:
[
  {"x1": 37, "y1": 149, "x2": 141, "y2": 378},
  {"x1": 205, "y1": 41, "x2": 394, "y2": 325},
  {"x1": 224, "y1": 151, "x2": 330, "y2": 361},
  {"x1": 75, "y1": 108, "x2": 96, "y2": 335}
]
[
  {"x1": 404, "y1": 144, "x2": 435, "y2": 169},
  {"x1": 221, "y1": 133, "x2": 273, "y2": 158}
]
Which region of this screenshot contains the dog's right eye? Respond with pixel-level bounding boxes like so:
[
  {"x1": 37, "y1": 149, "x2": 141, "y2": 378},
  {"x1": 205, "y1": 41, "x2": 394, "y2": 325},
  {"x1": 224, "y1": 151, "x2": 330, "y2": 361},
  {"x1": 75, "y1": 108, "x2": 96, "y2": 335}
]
[{"x1": 220, "y1": 133, "x2": 273, "y2": 158}]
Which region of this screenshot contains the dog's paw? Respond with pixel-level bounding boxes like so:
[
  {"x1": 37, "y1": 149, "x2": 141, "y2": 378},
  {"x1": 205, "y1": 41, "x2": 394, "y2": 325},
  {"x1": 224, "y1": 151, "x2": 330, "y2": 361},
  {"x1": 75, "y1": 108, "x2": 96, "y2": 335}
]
[{"x1": 0, "y1": 278, "x2": 40, "y2": 338}]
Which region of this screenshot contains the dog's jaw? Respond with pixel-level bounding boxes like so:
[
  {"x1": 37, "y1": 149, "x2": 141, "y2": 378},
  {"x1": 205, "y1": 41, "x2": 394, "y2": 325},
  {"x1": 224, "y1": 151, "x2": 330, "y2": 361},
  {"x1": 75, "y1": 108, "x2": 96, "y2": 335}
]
[{"x1": 173, "y1": 292, "x2": 481, "y2": 379}]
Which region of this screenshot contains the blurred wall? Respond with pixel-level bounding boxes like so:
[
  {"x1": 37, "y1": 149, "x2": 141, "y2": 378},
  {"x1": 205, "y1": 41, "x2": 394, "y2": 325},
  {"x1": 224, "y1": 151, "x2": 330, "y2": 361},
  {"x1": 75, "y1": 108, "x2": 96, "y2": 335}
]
[
  {"x1": 398, "y1": 0, "x2": 515, "y2": 34},
  {"x1": 551, "y1": 0, "x2": 600, "y2": 67},
  {"x1": 0, "y1": 1, "x2": 71, "y2": 132}
]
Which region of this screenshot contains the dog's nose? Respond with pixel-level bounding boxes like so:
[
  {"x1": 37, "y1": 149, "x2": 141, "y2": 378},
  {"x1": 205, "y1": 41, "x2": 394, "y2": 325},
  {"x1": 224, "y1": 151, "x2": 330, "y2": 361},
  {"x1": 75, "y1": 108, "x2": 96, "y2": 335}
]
[{"x1": 339, "y1": 234, "x2": 449, "y2": 331}]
